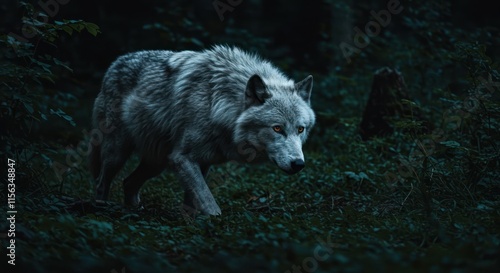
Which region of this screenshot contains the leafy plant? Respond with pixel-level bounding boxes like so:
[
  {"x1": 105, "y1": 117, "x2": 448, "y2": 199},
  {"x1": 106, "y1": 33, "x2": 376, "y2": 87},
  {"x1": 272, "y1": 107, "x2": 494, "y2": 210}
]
[{"x1": 0, "y1": 2, "x2": 100, "y2": 186}]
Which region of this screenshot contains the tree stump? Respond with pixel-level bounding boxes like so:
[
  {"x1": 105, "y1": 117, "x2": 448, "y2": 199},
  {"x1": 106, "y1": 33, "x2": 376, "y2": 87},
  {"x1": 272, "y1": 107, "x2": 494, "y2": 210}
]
[{"x1": 359, "y1": 67, "x2": 431, "y2": 140}]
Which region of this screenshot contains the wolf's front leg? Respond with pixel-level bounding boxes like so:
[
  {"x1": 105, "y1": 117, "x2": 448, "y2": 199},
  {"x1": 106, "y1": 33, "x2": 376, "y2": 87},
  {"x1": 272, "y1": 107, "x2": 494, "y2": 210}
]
[{"x1": 171, "y1": 156, "x2": 221, "y2": 216}]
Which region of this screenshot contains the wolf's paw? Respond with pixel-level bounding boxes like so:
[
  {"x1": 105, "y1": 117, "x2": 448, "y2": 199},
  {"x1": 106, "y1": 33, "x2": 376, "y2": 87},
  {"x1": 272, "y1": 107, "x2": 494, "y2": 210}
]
[
  {"x1": 183, "y1": 190, "x2": 221, "y2": 216},
  {"x1": 199, "y1": 202, "x2": 222, "y2": 216}
]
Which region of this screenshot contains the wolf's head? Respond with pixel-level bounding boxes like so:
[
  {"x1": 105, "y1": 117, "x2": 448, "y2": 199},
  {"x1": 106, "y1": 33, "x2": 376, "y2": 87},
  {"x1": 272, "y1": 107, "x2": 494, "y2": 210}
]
[{"x1": 234, "y1": 74, "x2": 315, "y2": 174}]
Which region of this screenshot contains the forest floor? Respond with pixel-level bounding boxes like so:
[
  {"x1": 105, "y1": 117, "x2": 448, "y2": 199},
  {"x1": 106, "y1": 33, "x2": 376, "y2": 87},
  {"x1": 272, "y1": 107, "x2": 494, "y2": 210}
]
[{"x1": 13, "y1": 117, "x2": 500, "y2": 273}]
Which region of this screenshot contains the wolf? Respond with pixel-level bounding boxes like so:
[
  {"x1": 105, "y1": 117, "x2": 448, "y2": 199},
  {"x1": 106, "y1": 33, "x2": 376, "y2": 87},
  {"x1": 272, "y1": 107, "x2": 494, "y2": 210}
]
[{"x1": 89, "y1": 45, "x2": 315, "y2": 215}]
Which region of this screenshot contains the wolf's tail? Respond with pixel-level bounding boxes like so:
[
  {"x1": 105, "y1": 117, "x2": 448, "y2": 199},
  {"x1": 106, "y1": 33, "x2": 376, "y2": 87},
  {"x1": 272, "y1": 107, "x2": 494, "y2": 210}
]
[
  {"x1": 89, "y1": 93, "x2": 103, "y2": 180},
  {"x1": 89, "y1": 141, "x2": 101, "y2": 180}
]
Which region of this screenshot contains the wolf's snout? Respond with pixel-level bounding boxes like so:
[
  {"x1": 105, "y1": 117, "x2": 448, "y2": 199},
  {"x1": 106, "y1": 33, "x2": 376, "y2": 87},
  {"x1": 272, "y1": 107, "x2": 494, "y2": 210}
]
[{"x1": 290, "y1": 159, "x2": 305, "y2": 174}]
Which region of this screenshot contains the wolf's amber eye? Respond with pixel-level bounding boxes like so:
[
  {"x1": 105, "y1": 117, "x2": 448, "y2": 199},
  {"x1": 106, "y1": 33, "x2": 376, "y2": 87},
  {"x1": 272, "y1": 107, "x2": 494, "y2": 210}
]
[
  {"x1": 273, "y1": 126, "x2": 282, "y2": 132},
  {"x1": 298, "y1": 126, "x2": 305, "y2": 133}
]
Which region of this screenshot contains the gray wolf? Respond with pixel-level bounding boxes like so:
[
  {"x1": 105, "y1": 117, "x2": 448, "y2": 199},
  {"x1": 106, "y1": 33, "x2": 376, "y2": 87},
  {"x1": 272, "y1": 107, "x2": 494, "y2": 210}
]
[{"x1": 89, "y1": 45, "x2": 315, "y2": 215}]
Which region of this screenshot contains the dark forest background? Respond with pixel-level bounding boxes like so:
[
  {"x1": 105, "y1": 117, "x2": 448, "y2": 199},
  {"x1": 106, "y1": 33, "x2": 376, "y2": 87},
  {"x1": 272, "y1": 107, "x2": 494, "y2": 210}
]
[{"x1": 1, "y1": 0, "x2": 499, "y2": 272}]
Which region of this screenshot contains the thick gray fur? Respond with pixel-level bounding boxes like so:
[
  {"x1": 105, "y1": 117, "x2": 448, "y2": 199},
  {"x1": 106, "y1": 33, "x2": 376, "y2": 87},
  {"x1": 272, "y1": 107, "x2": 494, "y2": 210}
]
[{"x1": 90, "y1": 45, "x2": 315, "y2": 215}]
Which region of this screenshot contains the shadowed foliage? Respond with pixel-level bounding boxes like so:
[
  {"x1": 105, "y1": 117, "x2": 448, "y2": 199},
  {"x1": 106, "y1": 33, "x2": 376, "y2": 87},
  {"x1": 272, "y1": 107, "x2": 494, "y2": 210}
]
[{"x1": 1, "y1": 0, "x2": 499, "y2": 272}]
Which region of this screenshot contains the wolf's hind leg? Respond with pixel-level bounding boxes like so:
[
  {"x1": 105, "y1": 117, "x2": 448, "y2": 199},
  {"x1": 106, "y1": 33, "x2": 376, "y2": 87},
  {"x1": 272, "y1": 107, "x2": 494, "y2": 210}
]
[
  {"x1": 123, "y1": 159, "x2": 165, "y2": 206},
  {"x1": 95, "y1": 136, "x2": 133, "y2": 201}
]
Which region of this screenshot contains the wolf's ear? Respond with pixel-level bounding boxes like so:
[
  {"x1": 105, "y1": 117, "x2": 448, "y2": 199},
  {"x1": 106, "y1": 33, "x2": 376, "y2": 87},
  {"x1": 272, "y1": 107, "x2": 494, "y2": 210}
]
[
  {"x1": 295, "y1": 75, "x2": 313, "y2": 104},
  {"x1": 245, "y1": 74, "x2": 271, "y2": 107}
]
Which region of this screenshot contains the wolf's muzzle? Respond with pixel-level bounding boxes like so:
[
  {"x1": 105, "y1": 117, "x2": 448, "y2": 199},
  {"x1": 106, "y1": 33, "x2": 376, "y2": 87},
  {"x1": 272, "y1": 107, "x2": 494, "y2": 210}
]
[{"x1": 289, "y1": 159, "x2": 305, "y2": 174}]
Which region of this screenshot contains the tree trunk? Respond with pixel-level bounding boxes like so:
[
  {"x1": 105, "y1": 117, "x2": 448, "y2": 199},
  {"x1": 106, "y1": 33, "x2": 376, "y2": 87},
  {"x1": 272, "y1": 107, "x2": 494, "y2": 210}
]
[{"x1": 360, "y1": 67, "x2": 432, "y2": 140}]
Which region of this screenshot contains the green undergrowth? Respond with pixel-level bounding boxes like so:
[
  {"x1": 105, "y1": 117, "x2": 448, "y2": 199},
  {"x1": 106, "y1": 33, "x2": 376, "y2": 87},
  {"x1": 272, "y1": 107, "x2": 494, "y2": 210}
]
[
  {"x1": 2, "y1": 1, "x2": 499, "y2": 272},
  {"x1": 13, "y1": 117, "x2": 500, "y2": 273}
]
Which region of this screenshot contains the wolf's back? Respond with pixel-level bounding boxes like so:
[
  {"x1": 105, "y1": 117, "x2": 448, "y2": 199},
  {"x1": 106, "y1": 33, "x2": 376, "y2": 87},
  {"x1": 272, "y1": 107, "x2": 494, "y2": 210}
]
[
  {"x1": 92, "y1": 50, "x2": 177, "y2": 127},
  {"x1": 91, "y1": 46, "x2": 293, "y2": 163}
]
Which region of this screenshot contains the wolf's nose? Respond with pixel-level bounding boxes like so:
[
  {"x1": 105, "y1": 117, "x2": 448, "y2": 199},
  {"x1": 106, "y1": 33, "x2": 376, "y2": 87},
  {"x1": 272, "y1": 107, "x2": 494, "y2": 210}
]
[{"x1": 290, "y1": 159, "x2": 305, "y2": 173}]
